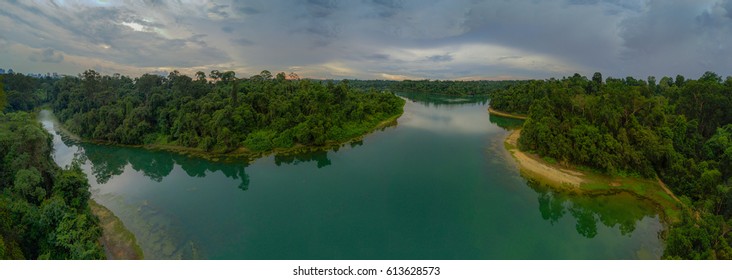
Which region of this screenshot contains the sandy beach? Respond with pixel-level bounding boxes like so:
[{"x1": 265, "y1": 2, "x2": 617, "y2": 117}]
[{"x1": 505, "y1": 129, "x2": 584, "y2": 188}]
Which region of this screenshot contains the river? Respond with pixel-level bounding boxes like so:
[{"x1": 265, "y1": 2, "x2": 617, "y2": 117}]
[{"x1": 38, "y1": 93, "x2": 663, "y2": 259}]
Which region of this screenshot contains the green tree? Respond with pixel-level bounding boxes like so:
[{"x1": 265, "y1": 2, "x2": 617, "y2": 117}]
[{"x1": 0, "y1": 76, "x2": 6, "y2": 111}]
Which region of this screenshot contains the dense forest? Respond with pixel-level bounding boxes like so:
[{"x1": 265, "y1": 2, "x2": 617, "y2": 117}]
[
  {"x1": 348, "y1": 79, "x2": 522, "y2": 96},
  {"x1": 0, "y1": 111, "x2": 105, "y2": 259},
  {"x1": 1, "y1": 70, "x2": 405, "y2": 155},
  {"x1": 491, "y1": 72, "x2": 732, "y2": 259},
  {"x1": 4, "y1": 68, "x2": 730, "y2": 259}
]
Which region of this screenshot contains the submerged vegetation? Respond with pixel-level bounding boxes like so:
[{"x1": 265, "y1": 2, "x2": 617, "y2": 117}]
[
  {"x1": 0, "y1": 112, "x2": 105, "y2": 259},
  {"x1": 491, "y1": 72, "x2": 732, "y2": 259}
]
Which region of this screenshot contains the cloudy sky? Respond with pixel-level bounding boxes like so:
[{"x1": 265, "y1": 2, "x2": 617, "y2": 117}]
[{"x1": 1, "y1": 0, "x2": 731, "y2": 80}]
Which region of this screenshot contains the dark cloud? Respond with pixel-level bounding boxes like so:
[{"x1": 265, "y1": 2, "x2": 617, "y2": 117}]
[
  {"x1": 231, "y1": 37, "x2": 255, "y2": 46},
  {"x1": 207, "y1": 3, "x2": 230, "y2": 19},
  {"x1": 368, "y1": 0, "x2": 404, "y2": 18},
  {"x1": 303, "y1": 0, "x2": 339, "y2": 18},
  {"x1": 235, "y1": 6, "x2": 260, "y2": 15},
  {"x1": 363, "y1": 53, "x2": 391, "y2": 61},
  {"x1": 616, "y1": 0, "x2": 732, "y2": 77},
  {"x1": 29, "y1": 48, "x2": 64, "y2": 63},
  {"x1": 143, "y1": 0, "x2": 167, "y2": 8},
  {"x1": 425, "y1": 54, "x2": 453, "y2": 63},
  {"x1": 0, "y1": 0, "x2": 731, "y2": 79}
]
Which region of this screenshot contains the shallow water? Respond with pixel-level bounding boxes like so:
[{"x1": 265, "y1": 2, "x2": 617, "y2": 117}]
[{"x1": 39, "y1": 93, "x2": 663, "y2": 259}]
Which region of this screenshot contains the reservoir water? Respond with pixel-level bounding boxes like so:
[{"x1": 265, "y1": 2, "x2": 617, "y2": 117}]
[{"x1": 39, "y1": 93, "x2": 664, "y2": 259}]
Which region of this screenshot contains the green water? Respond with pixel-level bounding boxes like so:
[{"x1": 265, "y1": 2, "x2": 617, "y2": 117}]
[{"x1": 38, "y1": 93, "x2": 663, "y2": 259}]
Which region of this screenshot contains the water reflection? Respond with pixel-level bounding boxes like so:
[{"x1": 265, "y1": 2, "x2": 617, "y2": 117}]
[
  {"x1": 73, "y1": 143, "x2": 252, "y2": 191},
  {"x1": 527, "y1": 180, "x2": 659, "y2": 238},
  {"x1": 397, "y1": 94, "x2": 495, "y2": 135},
  {"x1": 46, "y1": 109, "x2": 340, "y2": 191},
  {"x1": 397, "y1": 92, "x2": 489, "y2": 107},
  {"x1": 488, "y1": 114, "x2": 524, "y2": 130},
  {"x1": 274, "y1": 150, "x2": 332, "y2": 168}
]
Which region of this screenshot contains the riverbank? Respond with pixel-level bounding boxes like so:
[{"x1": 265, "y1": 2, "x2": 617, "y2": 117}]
[
  {"x1": 48, "y1": 109, "x2": 402, "y2": 163},
  {"x1": 89, "y1": 200, "x2": 144, "y2": 260},
  {"x1": 504, "y1": 129, "x2": 682, "y2": 223},
  {"x1": 487, "y1": 107, "x2": 528, "y2": 120},
  {"x1": 131, "y1": 111, "x2": 402, "y2": 162}
]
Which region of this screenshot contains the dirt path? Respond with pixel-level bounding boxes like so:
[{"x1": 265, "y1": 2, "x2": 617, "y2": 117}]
[
  {"x1": 656, "y1": 177, "x2": 683, "y2": 205},
  {"x1": 505, "y1": 130, "x2": 584, "y2": 187},
  {"x1": 488, "y1": 107, "x2": 528, "y2": 120},
  {"x1": 89, "y1": 200, "x2": 144, "y2": 260}
]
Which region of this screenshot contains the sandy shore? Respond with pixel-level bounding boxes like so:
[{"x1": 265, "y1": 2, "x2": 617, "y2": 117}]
[
  {"x1": 505, "y1": 129, "x2": 584, "y2": 187},
  {"x1": 487, "y1": 107, "x2": 528, "y2": 120}
]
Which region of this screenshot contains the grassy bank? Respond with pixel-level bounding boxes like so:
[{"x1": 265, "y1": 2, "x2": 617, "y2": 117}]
[
  {"x1": 89, "y1": 200, "x2": 144, "y2": 260},
  {"x1": 504, "y1": 129, "x2": 683, "y2": 223}
]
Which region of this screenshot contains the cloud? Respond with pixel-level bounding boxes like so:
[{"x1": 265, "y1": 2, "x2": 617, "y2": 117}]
[
  {"x1": 616, "y1": 0, "x2": 732, "y2": 77},
  {"x1": 230, "y1": 37, "x2": 255, "y2": 46},
  {"x1": 29, "y1": 48, "x2": 64, "y2": 63},
  {"x1": 236, "y1": 6, "x2": 260, "y2": 15},
  {"x1": 0, "y1": 0, "x2": 730, "y2": 80},
  {"x1": 425, "y1": 54, "x2": 453, "y2": 63},
  {"x1": 207, "y1": 3, "x2": 230, "y2": 19}
]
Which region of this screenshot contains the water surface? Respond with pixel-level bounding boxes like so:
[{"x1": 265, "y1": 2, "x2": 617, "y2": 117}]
[{"x1": 39, "y1": 93, "x2": 663, "y2": 259}]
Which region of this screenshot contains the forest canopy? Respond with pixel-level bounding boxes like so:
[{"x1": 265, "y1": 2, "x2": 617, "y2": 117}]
[
  {"x1": 491, "y1": 72, "x2": 732, "y2": 259},
  {"x1": 0, "y1": 112, "x2": 104, "y2": 259},
  {"x1": 30, "y1": 70, "x2": 406, "y2": 155}
]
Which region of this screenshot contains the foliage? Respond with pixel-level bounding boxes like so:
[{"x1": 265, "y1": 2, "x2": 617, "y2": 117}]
[
  {"x1": 0, "y1": 76, "x2": 7, "y2": 111},
  {"x1": 492, "y1": 72, "x2": 732, "y2": 259},
  {"x1": 0, "y1": 73, "x2": 54, "y2": 112},
  {"x1": 48, "y1": 70, "x2": 405, "y2": 153},
  {"x1": 348, "y1": 79, "x2": 523, "y2": 96},
  {"x1": 0, "y1": 112, "x2": 104, "y2": 259}
]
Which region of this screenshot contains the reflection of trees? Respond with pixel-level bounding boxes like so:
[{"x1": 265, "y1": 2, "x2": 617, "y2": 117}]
[
  {"x1": 570, "y1": 207, "x2": 599, "y2": 238},
  {"x1": 274, "y1": 150, "x2": 332, "y2": 169},
  {"x1": 527, "y1": 180, "x2": 657, "y2": 239},
  {"x1": 350, "y1": 140, "x2": 363, "y2": 148},
  {"x1": 537, "y1": 191, "x2": 566, "y2": 225},
  {"x1": 79, "y1": 144, "x2": 174, "y2": 184},
  {"x1": 397, "y1": 92, "x2": 489, "y2": 108},
  {"x1": 80, "y1": 143, "x2": 250, "y2": 191},
  {"x1": 488, "y1": 114, "x2": 524, "y2": 130},
  {"x1": 81, "y1": 146, "x2": 127, "y2": 184},
  {"x1": 176, "y1": 156, "x2": 250, "y2": 191}
]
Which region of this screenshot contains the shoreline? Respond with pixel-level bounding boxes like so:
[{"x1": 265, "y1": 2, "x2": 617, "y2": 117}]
[
  {"x1": 487, "y1": 107, "x2": 528, "y2": 120},
  {"x1": 89, "y1": 200, "x2": 144, "y2": 260},
  {"x1": 38, "y1": 110, "x2": 143, "y2": 259},
  {"x1": 142, "y1": 111, "x2": 403, "y2": 162},
  {"x1": 504, "y1": 129, "x2": 583, "y2": 188},
  {"x1": 503, "y1": 129, "x2": 682, "y2": 223}
]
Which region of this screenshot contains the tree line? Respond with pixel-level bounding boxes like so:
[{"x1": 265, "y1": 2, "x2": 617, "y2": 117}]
[
  {"x1": 491, "y1": 72, "x2": 732, "y2": 259},
  {"x1": 2, "y1": 70, "x2": 405, "y2": 154},
  {"x1": 348, "y1": 79, "x2": 522, "y2": 96}
]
